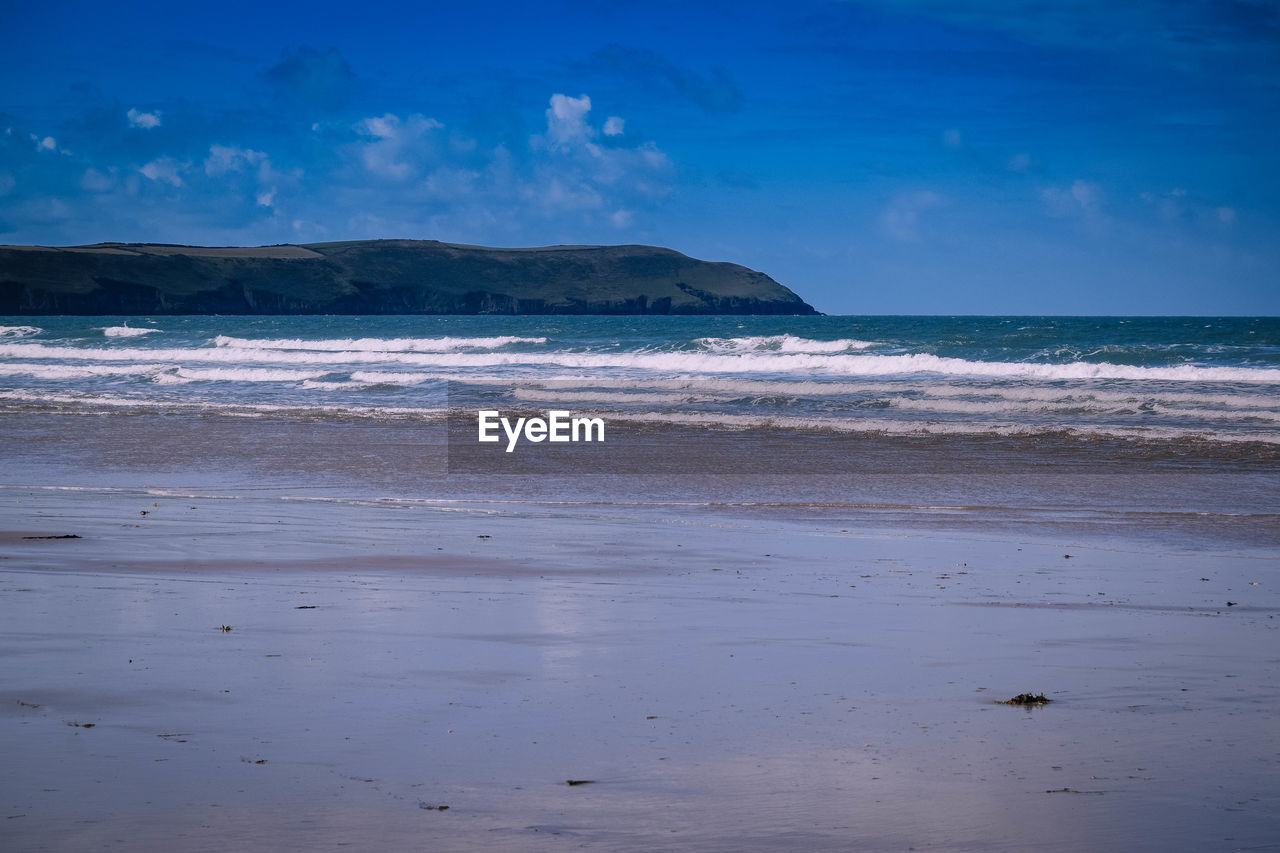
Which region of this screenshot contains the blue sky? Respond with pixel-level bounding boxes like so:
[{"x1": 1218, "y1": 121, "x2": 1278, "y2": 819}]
[{"x1": 1, "y1": 0, "x2": 1277, "y2": 314}]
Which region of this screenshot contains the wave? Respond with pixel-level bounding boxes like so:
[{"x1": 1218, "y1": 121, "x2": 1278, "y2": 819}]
[
  {"x1": 0, "y1": 359, "x2": 449, "y2": 387},
  {"x1": 0, "y1": 389, "x2": 447, "y2": 420},
  {"x1": 8, "y1": 340, "x2": 1280, "y2": 382},
  {"x1": 883, "y1": 396, "x2": 1280, "y2": 422},
  {"x1": 603, "y1": 410, "x2": 1280, "y2": 444},
  {"x1": 696, "y1": 334, "x2": 879, "y2": 353},
  {"x1": 212, "y1": 334, "x2": 547, "y2": 352},
  {"x1": 508, "y1": 385, "x2": 1280, "y2": 422},
  {"x1": 102, "y1": 325, "x2": 159, "y2": 338},
  {"x1": 2, "y1": 388, "x2": 1275, "y2": 444},
  {"x1": 0, "y1": 325, "x2": 40, "y2": 338},
  {"x1": 0, "y1": 362, "x2": 338, "y2": 384},
  {"x1": 151, "y1": 367, "x2": 333, "y2": 385},
  {"x1": 523, "y1": 378, "x2": 1280, "y2": 408},
  {"x1": 302, "y1": 372, "x2": 440, "y2": 391},
  {"x1": 349, "y1": 371, "x2": 437, "y2": 385},
  {"x1": 0, "y1": 362, "x2": 173, "y2": 379},
  {"x1": 512, "y1": 388, "x2": 733, "y2": 406}
]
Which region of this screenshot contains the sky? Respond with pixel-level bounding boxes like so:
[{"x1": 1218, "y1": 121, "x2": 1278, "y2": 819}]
[{"x1": 1, "y1": 0, "x2": 1278, "y2": 314}]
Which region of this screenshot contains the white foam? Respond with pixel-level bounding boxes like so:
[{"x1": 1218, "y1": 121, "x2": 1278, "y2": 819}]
[
  {"x1": 0, "y1": 389, "x2": 447, "y2": 420},
  {"x1": 516, "y1": 377, "x2": 1280, "y2": 407},
  {"x1": 509, "y1": 384, "x2": 1280, "y2": 426},
  {"x1": 8, "y1": 339, "x2": 1279, "y2": 382},
  {"x1": 212, "y1": 334, "x2": 547, "y2": 352},
  {"x1": 300, "y1": 371, "x2": 440, "y2": 390},
  {"x1": 348, "y1": 371, "x2": 437, "y2": 386},
  {"x1": 884, "y1": 396, "x2": 1280, "y2": 422},
  {"x1": 0, "y1": 325, "x2": 40, "y2": 338},
  {"x1": 512, "y1": 388, "x2": 729, "y2": 406},
  {"x1": 0, "y1": 362, "x2": 174, "y2": 379},
  {"x1": 10, "y1": 338, "x2": 1280, "y2": 379},
  {"x1": 2, "y1": 385, "x2": 1274, "y2": 443},
  {"x1": 157, "y1": 367, "x2": 332, "y2": 384},
  {"x1": 102, "y1": 325, "x2": 159, "y2": 338},
  {"x1": 697, "y1": 334, "x2": 879, "y2": 353},
  {"x1": 605, "y1": 410, "x2": 1280, "y2": 444}
]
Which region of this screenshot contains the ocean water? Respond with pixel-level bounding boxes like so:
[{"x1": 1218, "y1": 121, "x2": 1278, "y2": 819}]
[{"x1": 2, "y1": 315, "x2": 1278, "y2": 448}]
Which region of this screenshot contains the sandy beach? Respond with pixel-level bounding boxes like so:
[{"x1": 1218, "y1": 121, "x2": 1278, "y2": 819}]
[{"x1": 2, "y1": 409, "x2": 1277, "y2": 852}]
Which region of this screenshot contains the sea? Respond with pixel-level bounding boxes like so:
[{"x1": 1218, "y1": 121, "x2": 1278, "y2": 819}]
[{"x1": 2, "y1": 314, "x2": 1278, "y2": 545}]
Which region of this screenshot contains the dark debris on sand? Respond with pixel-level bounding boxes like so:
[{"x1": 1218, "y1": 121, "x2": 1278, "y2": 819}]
[{"x1": 998, "y1": 692, "x2": 1052, "y2": 705}]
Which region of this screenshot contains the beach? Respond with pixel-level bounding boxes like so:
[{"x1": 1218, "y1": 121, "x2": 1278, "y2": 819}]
[
  {"x1": 2, "y1": 317, "x2": 1278, "y2": 850},
  {"x1": 2, "y1": 421, "x2": 1278, "y2": 849}
]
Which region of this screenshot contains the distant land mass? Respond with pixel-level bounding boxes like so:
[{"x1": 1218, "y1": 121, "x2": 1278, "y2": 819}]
[{"x1": 0, "y1": 239, "x2": 818, "y2": 315}]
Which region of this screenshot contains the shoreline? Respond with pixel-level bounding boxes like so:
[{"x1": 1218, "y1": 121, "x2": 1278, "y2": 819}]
[{"x1": 2, "y1": 399, "x2": 1277, "y2": 850}]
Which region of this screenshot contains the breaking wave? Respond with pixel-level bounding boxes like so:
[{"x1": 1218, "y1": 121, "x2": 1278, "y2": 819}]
[
  {"x1": 5, "y1": 341, "x2": 1280, "y2": 382},
  {"x1": 696, "y1": 334, "x2": 880, "y2": 353},
  {"x1": 0, "y1": 325, "x2": 40, "y2": 338},
  {"x1": 212, "y1": 335, "x2": 548, "y2": 352},
  {"x1": 102, "y1": 325, "x2": 159, "y2": 338}
]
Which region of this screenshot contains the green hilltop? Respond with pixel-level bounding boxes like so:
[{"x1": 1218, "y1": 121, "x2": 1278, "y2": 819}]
[{"x1": 0, "y1": 239, "x2": 819, "y2": 315}]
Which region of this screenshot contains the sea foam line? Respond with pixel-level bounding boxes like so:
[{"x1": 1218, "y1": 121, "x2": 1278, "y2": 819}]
[
  {"x1": 508, "y1": 386, "x2": 1280, "y2": 422},
  {"x1": 0, "y1": 389, "x2": 448, "y2": 420},
  {"x1": 514, "y1": 377, "x2": 1280, "y2": 408},
  {"x1": 6, "y1": 341, "x2": 1280, "y2": 382},
  {"x1": 604, "y1": 410, "x2": 1280, "y2": 444},
  {"x1": 2, "y1": 388, "x2": 1275, "y2": 444},
  {"x1": 695, "y1": 334, "x2": 880, "y2": 353},
  {"x1": 212, "y1": 334, "x2": 548, "y2": 352},
  {"x1": 102, "y1": 325, "x2": 159, "y2": 338}
]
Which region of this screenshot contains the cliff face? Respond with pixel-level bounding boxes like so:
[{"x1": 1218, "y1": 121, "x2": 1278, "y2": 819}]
[{"x1": 0, "y1": 239, "x2": 819, "y2": 315}]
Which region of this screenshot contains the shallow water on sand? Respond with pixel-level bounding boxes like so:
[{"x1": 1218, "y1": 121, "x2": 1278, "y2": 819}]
[{"x1": 1, "y1": 443, "x2": 1278, "y2": 851}]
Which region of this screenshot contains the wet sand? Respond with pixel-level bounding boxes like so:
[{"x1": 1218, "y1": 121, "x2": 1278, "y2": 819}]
[{"x1": 2, "y1": 474, "x2": 1278, "y2": 851}]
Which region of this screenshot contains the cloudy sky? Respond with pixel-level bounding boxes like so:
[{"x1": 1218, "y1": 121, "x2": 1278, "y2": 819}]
[{"x1": 1, "y1": 0, "x2": 1277, "y2": 313}]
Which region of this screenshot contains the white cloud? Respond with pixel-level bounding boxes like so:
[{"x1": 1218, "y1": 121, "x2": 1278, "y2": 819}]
[
  {"x1": 523, "y1": 94, "x2": 673, "y2": 223},
  {"x1": 256, "y1": 188, "x2": 277, "y2": 207},
  {"x1": 355, "y1": 113, "x2": 443, "y2": 181},
  {"x1": 31, "y1": 135, "x2": 57, "y2": 152},
  {"x1": 879, "y1": 190, "x2": 946, "y2": 242},
  {"x1": 204, "y1": 145, "x2": 267, "y2": 177},
  {"x1": 140, "y1": 157, "x2": 184, "y2": 187},
  {"x1": 545, "y1": 94, "x2": 593, "y2": 149},
  {"x1": 127, "y1": 108, "x2": 162, "y2": 129}
]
